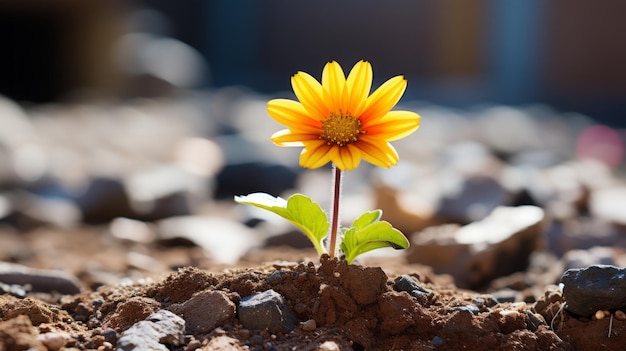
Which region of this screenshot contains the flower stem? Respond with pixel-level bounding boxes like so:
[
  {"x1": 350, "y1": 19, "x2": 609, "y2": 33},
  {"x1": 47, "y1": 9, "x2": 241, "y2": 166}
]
[{"x1": 329, "y1": 164, "x2": 343, "y2": 258}]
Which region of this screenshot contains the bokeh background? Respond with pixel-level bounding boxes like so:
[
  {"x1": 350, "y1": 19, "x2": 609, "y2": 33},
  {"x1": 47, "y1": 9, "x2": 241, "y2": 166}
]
[
  {"x1": 1, "y1": 0, "x2": 625, "y2": 126},
  {"x1": 0, "y1": 1, "x2": 625, "y2": 278}
]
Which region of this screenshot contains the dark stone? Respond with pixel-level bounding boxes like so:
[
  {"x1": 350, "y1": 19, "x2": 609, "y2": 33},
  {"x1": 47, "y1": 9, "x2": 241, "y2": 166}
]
[
  {"x1": 237, "y1": 289, "x2": 297, "y2": 333},
  {"x1": 134, "y1": 191, "x2": 191, "y2": 222},
  {"x1": 263, "y1": 231, "x2": 314, "y2": 249},
  {"x1": 436, "y1": 175, "x2": 512, "y2": 224},
  {"x1": 0, "y1": 282, "x2": 28, "y2": 298},
  {"x1": 490, "y1": 289, "x2": 519, "y2": 303},
  {"x1": 431, "y1": 336, "x2": 444, "y2": 346},
  {"x1": 214, "y1": 162, "x2": 298, "y2": 199},
  {"x1": 451, "y1": 305, "x2": 480, "y2": 315},
  {"x1": 394, "y1": 275, "x2": 430, "y2": 296},
  {"x1": 560, "y1": 265, "x2": 626, "y2": 317},
  {"x1": 0, "y1": 262, "x2": 81, "y2": 295},
  {"x1": 71, "y1": 177, "x2": 136, "y2": 224}
]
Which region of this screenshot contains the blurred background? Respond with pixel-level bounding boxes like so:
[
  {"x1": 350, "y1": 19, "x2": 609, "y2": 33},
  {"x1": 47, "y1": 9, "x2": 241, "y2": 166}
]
[
  {"x1": 0, "y1": 0, "x2": 625, "y2": 286},
  {"x1": 1, "y1": 0, "x2": 625, "y2": 124}
]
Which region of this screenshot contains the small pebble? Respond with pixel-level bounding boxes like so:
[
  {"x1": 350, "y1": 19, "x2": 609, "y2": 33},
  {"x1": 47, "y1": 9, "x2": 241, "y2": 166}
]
[
  {"x1": 432, "y1": 335, "x2": 444, "y2": 346},
  {"x1": 301, "y1": 319, "x2": 317, "y2": 332},
  {"x1": 317, "y1": 341, "x2": 340, "y2": 351},
  {"x1": 185, "y1": 339, "x2": 202, "y2": 351},
  {"x1": 100, "y1": 328, "x2": 117, "y2": 344},
  {"x1": 37, "y1": 332, "x2": 66, "y2": 351},
  {"x1": 452, "y1": 305, "x2": 480, "y2": 315},
  {"x1": 97, "y1": 341, "x2": 113, "y2": 351},
  {"x1": 615, "y1": 310, "x2": 626, "y2": 321},
  {"x1": 250, "y1": 335, "x2": 264, "y2": 345}
]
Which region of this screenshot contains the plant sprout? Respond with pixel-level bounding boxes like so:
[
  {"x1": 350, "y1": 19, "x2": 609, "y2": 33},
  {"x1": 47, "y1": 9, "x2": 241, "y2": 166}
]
[{"x1": 236, "y1": 60, "x2": 421, "y2": 263}]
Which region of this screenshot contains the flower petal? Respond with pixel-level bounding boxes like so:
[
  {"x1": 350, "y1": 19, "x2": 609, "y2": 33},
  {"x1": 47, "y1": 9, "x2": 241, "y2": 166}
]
[
  {"x1": 356, "y1": 136, "x2": 399, "y2": 168},
  {"x1": 360, "y1": 75, "x2": 407, "y2": 124},
  {"x1": 267, "y1": 99, "x2": 322, "y2": 133},
  {"x1": 346, "y1": 61, "x2": 372, "y2": 117},
  {"x1": 339, "y1": 144, "x2": 362, "y2": 171},
  {"x1": 291, "y1": 71, "x2": 330, "y2": 121},
  {"x1": 271, "y1": 129, "x2": 317, "y2": 146},
  {"x1": 300, "y1": 140, "x2": 332, "y2": 169},
  {"x1": 363, "y1": 110, "x2": 421, "y2": 141},
  {"x1": 321, "y1": 61, "x2": 347, "y2": 115},
  {"x1": 326, "y1": 145, "x2": 360, "y2": 171}
]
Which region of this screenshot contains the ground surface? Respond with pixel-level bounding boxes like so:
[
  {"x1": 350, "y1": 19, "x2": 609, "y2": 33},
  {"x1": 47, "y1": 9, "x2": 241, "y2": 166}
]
[
  {"x1": 1, "y1": 94, "x2": 625, "y2": 350},
  {"x1": 0, "y1": 226, "x2": 624, "y2": 351}
]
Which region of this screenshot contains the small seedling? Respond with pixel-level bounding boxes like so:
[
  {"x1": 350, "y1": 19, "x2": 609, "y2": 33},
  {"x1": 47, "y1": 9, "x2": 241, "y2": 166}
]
[{"x1": 236, "y1": 60, "x2": 421, "y2": 263}]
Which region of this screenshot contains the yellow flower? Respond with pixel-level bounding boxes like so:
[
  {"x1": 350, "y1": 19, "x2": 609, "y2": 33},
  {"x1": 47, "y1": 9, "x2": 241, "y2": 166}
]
[{"x1": 267, "y1": 60, "x2": 421, "y2": 171}]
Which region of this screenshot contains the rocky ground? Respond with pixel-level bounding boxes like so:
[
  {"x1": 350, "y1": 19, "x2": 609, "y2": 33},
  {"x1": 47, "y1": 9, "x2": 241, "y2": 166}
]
[{"x1": 0, "y1": 91, "x2": 625, "y2": 350}]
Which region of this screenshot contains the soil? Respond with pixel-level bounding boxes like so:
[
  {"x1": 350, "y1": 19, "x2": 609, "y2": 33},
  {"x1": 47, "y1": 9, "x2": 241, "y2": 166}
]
[{"x1": 0, "y1": 225, "x2": 624, "y2": 351}]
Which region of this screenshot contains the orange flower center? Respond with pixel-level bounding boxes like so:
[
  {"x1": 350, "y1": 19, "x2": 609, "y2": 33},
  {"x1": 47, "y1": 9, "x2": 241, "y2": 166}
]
[{"x1": 320, "y1": 114, "x2": 363, "y2": 147}]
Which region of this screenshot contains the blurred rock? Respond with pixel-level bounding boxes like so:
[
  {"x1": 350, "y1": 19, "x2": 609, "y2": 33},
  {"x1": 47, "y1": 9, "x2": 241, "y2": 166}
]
[
  {"x1": 26, "y1": 177, "x2": 134, "y2": 225},
  {"x1": 37, "y1": 331, "x2": 67, "y2": 351},
  {"x1": 561, "y1": 265, "x2": 626, "y2": 317},
  {"x1": 123, "y1": 166, "x2": 194, "y2": 221},
  {"x1": 172, "y1": 137, "x2": 224, "y2": 179},
  {"x1": 487, "y1": 251, "x2": 565, "y2": 302},
  {"x1": 475, "y1": 106, "x2": 541, "y2": 157},
  {"x1": 435, "y1": 142, "x2": 514, "y2": 223},
  {"x1": 5, "y1": 191, "x2": 81, "y2": 230},
  {"x1": 0, "y1": 262, "x2": 81, "y2": 295},
  {"x1": 374, "y1": 183, "x2": 436, "y2": 235},
  {"x1": 546, "y1": 217, "x2": 626, "y2": 257},
  {"x1": 126, "y1": 251, "x2": 167, "y2": 273},
  {"x1": 109, "y1": 217, "x2": 156, "y2": 244},
  {"x1": 263, "y1": 230, "x2": 314, "y2": 249},
  {"x1": 509, "y1": 160, "x2": 615, "y2": 218},
  {"x1": 407, "y1": 206, "x2": 545, "y2": 289},
  {"x1": 562, "y1": 246, "x2": 618, "y2": 270},
  {"x1": 0, "y1": 95, "x2": 36, "y2": 187},
  {"x1": 156, "y1": 216, "x2": 261, "y2": 264},
  {"x1": 589, "y1": 186, "x2": 626, "y2": 227},
  {"x1": 214, "y1": 161, "x2": 298, "y2": 200},
  {"x1": 436, "y1": 174, "x2": 513, "y2": 224}
]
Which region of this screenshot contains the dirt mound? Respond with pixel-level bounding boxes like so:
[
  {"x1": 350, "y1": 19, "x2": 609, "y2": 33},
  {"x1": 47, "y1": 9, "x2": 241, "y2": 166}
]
[{"x1": 0, "y1": 255, "x2": 583, "y2": 350}]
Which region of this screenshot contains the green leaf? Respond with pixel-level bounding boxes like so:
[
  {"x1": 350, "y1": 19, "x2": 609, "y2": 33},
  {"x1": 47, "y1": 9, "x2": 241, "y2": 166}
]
[
  {"x1": 234, "y1": 193, "x2": 329, "y2": 255},
  {"x1": 351, "y1": 210, "x2": 382, "y2": 230},
  {"x1": 340, "y1": 215, "x2": 410, "y2": 264}
]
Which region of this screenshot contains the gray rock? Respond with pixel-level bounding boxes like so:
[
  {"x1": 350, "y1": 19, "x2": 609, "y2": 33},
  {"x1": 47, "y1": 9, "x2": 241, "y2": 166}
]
[
  {"x1": 72, "y1": 177, "x2": 136, "y2": 224},
  {"x1": 408, "y1": 205, "x2": 545, "y2": 289},
  {"x1": 215, "y1": 161, "x2": 299, "y2": 200},
  {"x1": 0, "y1": 262, "x2": 81, "y2": 295},
  {"x1": 123, "y1": 165, "x2": 193, "y2": 221},
  {"x1": 546, "y1": 217, "x2": 626, "y2": 257},
  {"x1": 590, "y1": 186, "x2": 626, "y2": 226},
  {"x1": 562, "y1": 246, "x2": 617, "y2": 270},
  {"x1": 237, "y1": 289, "x2": 297, "y2": 333},
  {"x1": 451, "y1": 305, "x2": 480, "y2": 315},
  {"x1": 156, "y1": 215, "x2": 260, "y2": 264},
  {"x1": 168, "y1": 290, "x2": 235, "y2": 334},
  {"x1": 394, "y1": 275, "x2": 431, "y2": 299},
  {"x1": 116, "y1": 310, "x2": 185, "y2": 351},
  {"x1": 437, "y1": 174, "x2": 512, "y2": 224},
  {"x1": 560, "y1": 265, "x2": 626, "y2": 317}
]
